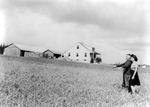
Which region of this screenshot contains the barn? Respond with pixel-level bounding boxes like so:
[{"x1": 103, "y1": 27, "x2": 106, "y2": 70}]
[
  {"x1": 63, "y1": 42, "x2": 101, "y2": 63},
  {"x1": 4, "y1": 43, "x2": 45, "y2": 58},
  {"x1": 4, "y1": 43, "x2": 22, "y2": 57}
]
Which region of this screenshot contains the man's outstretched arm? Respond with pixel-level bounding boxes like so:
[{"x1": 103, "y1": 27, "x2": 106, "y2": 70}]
[
  {"x1": 116, "y1": 62, "x2": 125, "y2": 67},
  {"x1": 121, "y1": 60, "x2": 132, "y2": 68},
  {"x1": 113, "y1": 62, "x2": 125, "y2": 69}
]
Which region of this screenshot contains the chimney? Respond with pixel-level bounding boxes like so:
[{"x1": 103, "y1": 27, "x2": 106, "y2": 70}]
[{"x1": 92, "y1": 47, "x2": 95, "y2": 52}]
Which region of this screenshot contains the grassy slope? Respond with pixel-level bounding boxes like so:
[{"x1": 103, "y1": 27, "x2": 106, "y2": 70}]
[{"x1": 0, "y1": 55, "x2": 150, "y2": 107}]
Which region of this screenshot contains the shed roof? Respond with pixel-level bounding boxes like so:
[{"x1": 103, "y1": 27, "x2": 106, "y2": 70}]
[
  {"x1": 6, "y1": 43, "x2": 48, "y2": 53},
  {"x1": 43, "y1": 49, "x2": 54, "y2": 54}
]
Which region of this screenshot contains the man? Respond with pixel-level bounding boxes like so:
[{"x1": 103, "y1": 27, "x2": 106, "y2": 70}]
[{"x1": 113, "y1": 54, "x2": 132, "y2": 89}]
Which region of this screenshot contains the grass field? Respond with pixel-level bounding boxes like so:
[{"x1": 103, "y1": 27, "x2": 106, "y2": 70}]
[{"x1": 0, "y1": 55, "x2": 150, "y2": 107}]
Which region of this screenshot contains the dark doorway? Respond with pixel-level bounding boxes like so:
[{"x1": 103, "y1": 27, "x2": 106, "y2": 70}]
[
  {"x1": 20, "y1": 50, "x2": 25, "y2": 57},
  {"x1": 54, "y1": 53, "x2": 61, "y2": 58}
]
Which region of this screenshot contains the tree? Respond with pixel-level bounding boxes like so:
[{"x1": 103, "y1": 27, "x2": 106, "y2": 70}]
[
  {"x1": 95, "y1": 57, "x2": 102, "y2": 63},
  {"x1": 0, "y1": 44, "x2": 5, "y2": 54}
]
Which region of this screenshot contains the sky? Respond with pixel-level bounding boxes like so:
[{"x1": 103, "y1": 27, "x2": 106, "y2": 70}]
[{"x1": 0, "y1": 0, "x2": 150, "y2": 64}]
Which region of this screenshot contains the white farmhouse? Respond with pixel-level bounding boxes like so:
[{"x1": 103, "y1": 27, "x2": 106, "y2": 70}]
[{"x1": 63, "y1": 42, "x2": 101, "y2": 63}]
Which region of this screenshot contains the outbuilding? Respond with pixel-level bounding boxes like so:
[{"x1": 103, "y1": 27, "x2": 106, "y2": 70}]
[
  {"x1": 4, "y1": 43, "x2": 45, "y2": 58},
  {"x1": 43, "y1": 49, "x2": 54, "y2": 58}
]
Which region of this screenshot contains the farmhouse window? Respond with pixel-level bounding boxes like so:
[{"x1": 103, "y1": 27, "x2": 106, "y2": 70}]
[
  {"x1": 77, "y1": 45, "x2": 79, "y2": 49},
  {"x1": 76, "y1": 53, "x2": 79, "y2": 57},
  {"x1": 68, "y1": 52, "x2": 70, "y2": 57},
  {"x1": 85, "y1": 53, "x2": 87, "y2": 57}
]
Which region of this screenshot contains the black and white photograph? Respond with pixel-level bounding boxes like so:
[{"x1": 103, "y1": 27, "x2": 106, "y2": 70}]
[{"x1": 0, "y1": 0, "x2": 150, "y2": 106}]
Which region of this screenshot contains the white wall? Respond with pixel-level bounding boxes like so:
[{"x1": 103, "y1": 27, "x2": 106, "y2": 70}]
[
  {"x1": 64, "y1": 43, "x2": 92, "y2": 63},
  {"x1": 4, "y1": 44, "x2": 20, "y2": 56}
]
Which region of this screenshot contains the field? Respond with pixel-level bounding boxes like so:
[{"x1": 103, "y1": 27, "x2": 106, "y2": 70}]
[{"x1": 0, "y1": 55, "x2": 150, "y2": 107}]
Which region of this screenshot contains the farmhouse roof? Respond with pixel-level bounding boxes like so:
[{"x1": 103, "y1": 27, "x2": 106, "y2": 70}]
[
  {"x1": 43, "y1": 49, "x2": 62, "y2": 55},
  {"x1": 63, "y1": 42, "x2": 101, "y2": 55},
  {"x1": 79, "y1": 42, "x2": 101, "y2": 54},
  {"x1": 79, "y1": 42, "x2": 92, "y2": 52}
]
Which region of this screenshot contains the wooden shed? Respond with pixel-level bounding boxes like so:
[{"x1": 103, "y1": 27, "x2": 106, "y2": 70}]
[{"x1": 43, "y1": 49, "x2": 54, "y2": 58}]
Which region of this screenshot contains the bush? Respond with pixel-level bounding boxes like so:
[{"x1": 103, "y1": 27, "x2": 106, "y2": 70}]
[{"x1": 95, "y1": 57, "x2": 102, "y2": 63}]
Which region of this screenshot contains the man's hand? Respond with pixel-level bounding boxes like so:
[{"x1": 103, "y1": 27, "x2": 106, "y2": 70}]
[
  {"x1": 112, "y1": 66, "x2": 117, "y2": 69},
  {"x1": 118, "y1": 67, "x2": 122, "y2": 70}
]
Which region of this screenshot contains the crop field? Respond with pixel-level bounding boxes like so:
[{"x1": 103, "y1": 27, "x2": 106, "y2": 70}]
[{"x1": 0, "y1": 55, "x2": 150, "y2": 107}]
